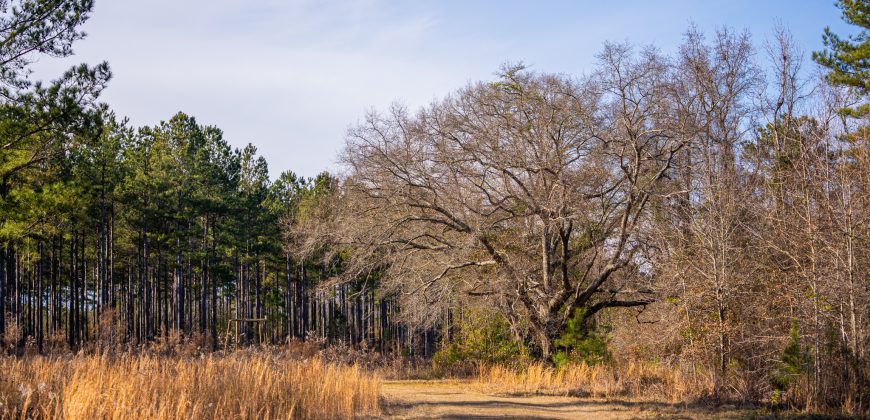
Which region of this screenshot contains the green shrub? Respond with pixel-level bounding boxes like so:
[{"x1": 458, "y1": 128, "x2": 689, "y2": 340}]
[
  {"x1": 552, "y1": 308, "x2": 610, "y2": 368},
  {"x1": 769, "y1": 321, "x2": 810, "y2": 396},
  {"x1": 433, "y1": 309, "x2": 529, "y2": 373}
]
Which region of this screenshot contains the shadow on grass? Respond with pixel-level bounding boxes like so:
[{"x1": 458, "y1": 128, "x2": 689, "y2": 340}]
[
  {"x1": 383, "y1": 382, "x2": 859, "y2": 419},
  {"x1": 384, "y1": 395, "x2": 730, "y2": 419}
]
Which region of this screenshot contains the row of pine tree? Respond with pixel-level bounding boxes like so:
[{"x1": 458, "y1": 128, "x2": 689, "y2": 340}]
[{"x1": 0, "y1": 109, "x2": 435, "y2": 353}]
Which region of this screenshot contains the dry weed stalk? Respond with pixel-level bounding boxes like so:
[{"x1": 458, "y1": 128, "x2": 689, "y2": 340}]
[
  {"x1": 0, "y1": 352, "x2": 380, "y2": 419},
  {"x1": 477, "y1": 361, "x2": 715, "y2": 403}
]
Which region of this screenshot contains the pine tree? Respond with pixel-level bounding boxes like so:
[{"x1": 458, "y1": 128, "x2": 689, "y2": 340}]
[{"x1": 814, "y1": 0, "x2": 870, "y2": 115}]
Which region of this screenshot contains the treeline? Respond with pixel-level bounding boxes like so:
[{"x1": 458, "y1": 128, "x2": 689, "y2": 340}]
[
  {"x1": 0, "y1": 109, "x2": 439, "y2": 353},
  {"x1": 0, "y1": 0, "x2": 438, "y2": 355}
]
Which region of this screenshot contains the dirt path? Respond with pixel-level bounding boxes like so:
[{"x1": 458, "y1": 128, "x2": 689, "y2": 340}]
[{"x1": 380, "y1": 380, "x2": 741, "y2": 419}]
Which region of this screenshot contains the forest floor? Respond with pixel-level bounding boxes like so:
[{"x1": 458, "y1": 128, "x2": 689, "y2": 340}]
[{"x1": 380, "y1": 380, "x2": 750, "y2": 419}]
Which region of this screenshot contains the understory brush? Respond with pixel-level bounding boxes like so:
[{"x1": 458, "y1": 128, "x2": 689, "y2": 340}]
[{"x1": 477, "y1": 360, "x2": 868, "y2": 416}]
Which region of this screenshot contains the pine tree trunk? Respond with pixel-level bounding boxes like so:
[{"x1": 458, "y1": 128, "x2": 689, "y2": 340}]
[
  {"x1": 144, "y1": 229, "x2": 152, "y2": 341},
  {"x1": 37, "y1": 241, "x2": 43, "y2": 353},
  {"x1": 0, "y1": 244, "x2": 5, "y2": 339},
  {"x1": 210, "y1": 220, "x2": 217, "y2": 349}
]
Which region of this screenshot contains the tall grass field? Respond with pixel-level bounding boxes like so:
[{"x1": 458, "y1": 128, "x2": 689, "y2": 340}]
[{"x1": 0, "y1": 352, "x2": 380, "y2": 419}]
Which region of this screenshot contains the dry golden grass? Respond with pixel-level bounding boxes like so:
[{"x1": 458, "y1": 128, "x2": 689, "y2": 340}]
[
  {"x1": 477, "y1": 361, "x2": 715, "y2": 403},
  {"x1": 0, "y1": 352, "x2": 380, "y2": 419}
]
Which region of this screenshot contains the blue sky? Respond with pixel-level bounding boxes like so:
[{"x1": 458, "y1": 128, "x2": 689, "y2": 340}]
[{"x1": 31, "y1": 0, "x2": 854, "y2": 179}]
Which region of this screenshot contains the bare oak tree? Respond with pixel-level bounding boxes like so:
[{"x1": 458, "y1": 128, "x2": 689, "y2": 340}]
[{"x1": 310, "y1": 48, "x2": 686, "y2": 356}]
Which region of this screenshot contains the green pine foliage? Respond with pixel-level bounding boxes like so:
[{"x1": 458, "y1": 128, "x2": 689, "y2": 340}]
[{"x1": 814, "y1": 0, "x2": 870, "y2": 116}]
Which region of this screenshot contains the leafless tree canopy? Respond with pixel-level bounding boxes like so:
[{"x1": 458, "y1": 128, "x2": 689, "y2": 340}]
[
  {"x1": 304, "y1": 43, "x2": 697, "y2": 355},
  {"x1": 289, "y1": 26, "x2": 870, "y2": 407}
]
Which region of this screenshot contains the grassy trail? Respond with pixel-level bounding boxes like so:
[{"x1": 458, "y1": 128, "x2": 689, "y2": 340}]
[{"x1": 380, "y1": 380, "x2": 744, "y2": 419}]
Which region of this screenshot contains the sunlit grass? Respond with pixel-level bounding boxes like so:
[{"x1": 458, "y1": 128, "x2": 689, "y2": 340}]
[
  {"x1": 477, "y1": 361, "x2": 714, "y2": 403},
  {"x1": 0, "y1": 352, "x2": 380, "y2": 419}
]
